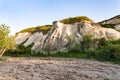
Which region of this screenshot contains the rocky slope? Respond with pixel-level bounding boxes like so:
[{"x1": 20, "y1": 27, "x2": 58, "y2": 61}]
[
  {"x1": 0, "y1": 57, "x2": 120, "y2": 80},
  {"x1": 15, "y1": 25, "x2": 51, "y2": 47},
  {"x1": 15, "y1": 16, "x2": 120, "y2": 53},
  {"x1": 99, "y1": 15, "x2": 120, "y2": 30}
]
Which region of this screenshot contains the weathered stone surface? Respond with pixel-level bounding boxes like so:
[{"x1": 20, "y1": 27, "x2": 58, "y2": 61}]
[
  {"x1": 115, "y1": 24, "x2": 120, "y2": 30},
  {"x1": 24, "y1": 32, "x2": 43, "y2": 47},
  {"x1": 100, "y1": 15, "x2": 120, "y2": 24},
  {"x1": 15, "y1": 15, "x2": 120, "y2": 54},
  {"x1": 31, "y1": 21, "x2": 120, "y2": 53},
  {"x1": 100, "y1": 15, "x2": 120, "y2": 30},
  {"x1": 0, "y1": 57, "x2": 120, "y2": 80},
  {"x1": 15, "y1": 32, "x2": 31, "y2": 44}
]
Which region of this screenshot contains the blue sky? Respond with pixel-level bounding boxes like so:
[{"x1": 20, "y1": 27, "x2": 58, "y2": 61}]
[{"x1": 0, "y1": 0, "x2": 120, "y2": 35}]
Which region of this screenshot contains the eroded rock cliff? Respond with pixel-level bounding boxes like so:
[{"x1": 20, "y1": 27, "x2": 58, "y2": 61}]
[
  {"x1": 100, "y1": 15, "x2": 120, "y2": 30},
  {"x1": 32, "y1": 21, "x2": 120, "y2": 53},
  {"x1": 15, "y1": 16, "x2": 120, "y2": 54}
]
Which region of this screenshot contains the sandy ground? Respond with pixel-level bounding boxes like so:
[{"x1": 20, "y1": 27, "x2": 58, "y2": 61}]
[{"x1": 0, "y1": 57, "x2": 120, "y2": 80}]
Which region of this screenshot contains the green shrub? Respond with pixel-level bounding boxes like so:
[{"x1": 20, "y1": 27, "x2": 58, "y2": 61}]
[
  {"x1": 100, "y1": 24, "x2": 116, "y2": 28},
  {"x1": 81, "y1": 34, "x2": 95, "y2": 53},
  {"x1": 95, "y1": 42, "x2": 120, "y2": 60},
  {"x1": 97, "y1": 37, "x2": 107, "y2": 46},
  {"x1": 52, "y1": 21, "x2": 58, "y2": 24},
  {"x1": 60, "y1": 16, "x2": 93, "y2": 24},
  {"x1": 19, "y1": 25, "x2": 52, "y2": 34},
  {"x1": 4, "y1": 43, "x2": 34, "y2": 57}
]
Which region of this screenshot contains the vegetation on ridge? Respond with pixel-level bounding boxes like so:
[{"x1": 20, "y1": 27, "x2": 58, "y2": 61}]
[
  {"x1": 100, "y1": 24, "x2": 116, "y2": 28},
  {"x1": 60, "y1": 16, "x2": 93, "y2": 24},
  {"x1": 19, "y1": 25, "x2": 52, "y2": 34}
]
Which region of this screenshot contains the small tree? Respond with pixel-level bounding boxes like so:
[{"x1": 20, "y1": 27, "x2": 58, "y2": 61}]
[
  {"x1": 81, "y1": 34, "x2": 94, "y2": 52},
  {"x1": 0, "y1": 24, "x2": 16, "y2": 57}
]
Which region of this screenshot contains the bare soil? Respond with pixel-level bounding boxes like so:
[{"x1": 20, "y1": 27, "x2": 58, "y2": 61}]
[{"x1": 0, "y1": 57, "x2": 120, "y2": 80}]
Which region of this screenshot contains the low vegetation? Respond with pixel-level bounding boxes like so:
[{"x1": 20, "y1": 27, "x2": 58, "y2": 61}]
[
  {"x1": 4, "y1": 34, "x2": 120, "y2": 64},
  {"x1": 2, "y1": 17, "x2": 120, "y2": 64},
  {"x1": 100, "y1": 24, "x2": 116, "y2": 28},
  {"x1": 60, "y1": 16, "x2": 93, "y2": 24},
  {"x1": 19, "y1": 25, "x2": 52, "y2": 34}
]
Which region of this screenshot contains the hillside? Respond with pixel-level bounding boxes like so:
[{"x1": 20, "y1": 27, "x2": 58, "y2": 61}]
[
  {"x1": 99, "y1": 15, "x2": 120, "y2": 30},
  {"x1": 15, "y1": 25, "x2": 52, "y2": 46},
  {"x1": 15, "y1": 16, "x2": 120, "y2": 53},
  {"x1": 5, "y1": 15, "x2": 120, "y2": 80}
]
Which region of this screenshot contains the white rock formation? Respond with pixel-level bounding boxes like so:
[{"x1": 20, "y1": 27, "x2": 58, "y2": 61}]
[
  {"x1": 15, "y1": 32, "x2": 31, "y2": 44},
  {"x1": 24, "y1": 32, "x2": 43, "y2": 47},
  {"x1": 15, "y1": 16, "x2": 120, "y2": 54},
  {"x1": 31, "y1": 21, "x2": 120, "y2": 53},
  {"x1": 100, "y1": 15, "x2": 120, "y2": 24},
  {"x1": 115, "y1": 24, "x2": 120, "y2": 30},
  {"x1": 100, "y1": 15, "x2": 120, "y2": 30}
]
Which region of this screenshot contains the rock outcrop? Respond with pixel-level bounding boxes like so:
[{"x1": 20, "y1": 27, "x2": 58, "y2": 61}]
[
  {"x1": 15, "y1": 32, "x2": 32, "y2": 45},
  {"x1": 15, "y1": 16, "x2": 120, "y2": 54},
  {"x1": 99, "y1": 15, "x2": 120, "y2": 30},
  {"x1": 32, "y1": 21, "x2": 120, "y2": 53}
]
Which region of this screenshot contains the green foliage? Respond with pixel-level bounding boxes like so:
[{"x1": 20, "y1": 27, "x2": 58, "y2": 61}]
[
  {"x1": 44, "y1": 43, "x2": 51, "y2": 54},
  {"x1": 65, "y1": 34, "x2": 75, "y2": 50},
  {"x1": 52, "y1": 21, "x2": 58, "y2": 24},
  {"x1": 60, "y1": 16, "x2": 93, "y2": 24},
  {"x1": 117, "y1": 30, "x2": 120, "y2": 32},
  {"x1": 100, "y1": 24, "x2": 116, "y2": 28},
  {"x1": 95, "y1": 40, "x2": 120, "y2": 60},
  {"x1": 4, "y1": 43, "x2": 34, "y2": 57},
  {"x1": 104, "y1": 78, "x2": 112, "y2": 80},
  {"x1": 0, "y1": 24, "x2": 16, "y2": 57},
  {"x1": 97, "y1": 37, "x2": 107, "y2": 46},
  {"x1": 4, "y1": 37, "x2": 120, "y2": 64},
  {"x1": 81, "y1": 34, "x2": 95, "y2": 53},
  {"x1": 19, "y1": 25, "x2": 52, "y2": 34}
]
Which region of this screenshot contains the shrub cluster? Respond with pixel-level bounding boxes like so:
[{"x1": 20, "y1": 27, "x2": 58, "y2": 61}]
[
  {"x1": 19, "y1": 25, "x2": 52, "y2": 34},
  {"x1": 100, "y1": 24, "x2": 116, "y2": 28},
  {"x1": 60, "y1": 16, "x2": 93, "y2": 24},
  {"x1": 68, "y1": 34, "x2": 120, "y2": 63}
]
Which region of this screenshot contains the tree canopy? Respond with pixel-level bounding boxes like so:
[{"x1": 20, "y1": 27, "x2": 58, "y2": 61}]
[{"x1": 0, "y1": 24, "x2": 16, "y2": 57}]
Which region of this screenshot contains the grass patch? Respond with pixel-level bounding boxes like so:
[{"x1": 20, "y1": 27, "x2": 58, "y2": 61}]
[
  {"x1": 0, "y1": 58, "x2": 7, "y2": 61},
  {"x1": 60, "y1": 16, "x2": 93, "y2": 24},
  {"x1": 4, "y1": 51, "x2": 87, "y2": 59}
]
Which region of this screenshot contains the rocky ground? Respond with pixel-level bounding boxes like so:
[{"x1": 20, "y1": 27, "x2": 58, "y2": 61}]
[{"x1": 0, "y1": 57, "x2": 120, "y2": 80}]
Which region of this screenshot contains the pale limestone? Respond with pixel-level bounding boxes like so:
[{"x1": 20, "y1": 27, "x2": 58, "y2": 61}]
[
  {"x1": 16, "y1": 21, "x2": 120, "y2": 54},
  {"x1": 32, "y1": 21, "x2": 120, "y2": 53}
]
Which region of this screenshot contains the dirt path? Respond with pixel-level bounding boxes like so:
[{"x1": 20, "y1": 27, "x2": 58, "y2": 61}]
[{"x1": 0, "y1": 57, "x2": 120, "y2": 80}]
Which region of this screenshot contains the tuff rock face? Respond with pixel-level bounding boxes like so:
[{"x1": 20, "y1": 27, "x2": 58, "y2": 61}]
[
  {"x1": 15, "y1": 32, "x2": 44, "y2": 47},
  {"x1": 100, "y1": 15, "x2": 120, "y2": 30},
  {"x1": 15, "y1": 15, "x2": 120, "y2": 54},
  {"x1": 100, "y1": 15, "x2": 120, "y2": 24},
  {"x1": 15, "y1": 32, "x2": 32, "y2": 45},
  {"x1": 31, "y1": 21, "x2": 120, "y2": 53}
]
